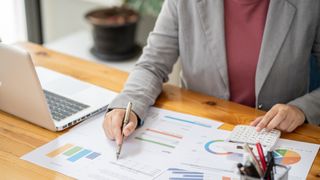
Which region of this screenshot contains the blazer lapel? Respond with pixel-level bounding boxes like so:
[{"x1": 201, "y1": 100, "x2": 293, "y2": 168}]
[
  {"x1": 256, "y1": 0, "x2": 296, "y2": 96},
  {"x1": 196, "y1": 0, "x2": 229, "y2": 92}
]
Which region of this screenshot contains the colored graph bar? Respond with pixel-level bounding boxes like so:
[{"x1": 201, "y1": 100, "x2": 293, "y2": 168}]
[
  {"x1": 86, "y1": 152, "x2": 101, "y2": 160},
  {"x1": 222, "y1": 177, "x2": 231, "y2": 180},
  {"x1": 168, "y1": 168, "x2": 184, "y2": 171},
  {"x1": 135, "y1": 137, "x2": 175, "y2": 148},
  {"x1": 46, "y1": 144, "x2": 73, "y2": 158},
  {"x1": 146, "y1": 128, "x2": 183, "y2": 139},
  {"x1": 67, "y1": 149, "x2": 92, "y2": 162},
  {"x1": 169, "y1": 178, "x2": 203, "y2": 180},
  {"x1": 164, "y1": 116, "x2": 211, "y2": 128},
  {"x1": 168, "y1": 168, "x2": 204, "y2": 180},
  {"x1": 173, "y1": 172, "x2": 203, "y2": 174},
  {"x1": 183, "y1": 175, "x2": 204, "y2": 178},
  {"x1": 63, "y1": 146, "x2": 82, "y2": 156}
]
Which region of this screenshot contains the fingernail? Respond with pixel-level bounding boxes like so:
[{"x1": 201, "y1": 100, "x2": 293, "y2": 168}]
[
  {"x1": 123, "y1": 130, "x2": 128, "y2": 136},
  {"x1": 256, "y1": 126, "x2": 261, "y2": 131},
  {"x1": 116, "y1": 139, "x2": 121, "y2": 145}
]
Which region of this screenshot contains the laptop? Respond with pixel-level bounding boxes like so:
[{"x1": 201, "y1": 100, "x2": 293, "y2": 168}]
[{"x1": 0, "y1": 44, "x2": 117, "y2": 131}]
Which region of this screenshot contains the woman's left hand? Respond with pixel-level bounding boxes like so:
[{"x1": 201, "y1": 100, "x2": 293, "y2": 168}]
[{"x1": 250, "y1": 104, "x2": 305, "y2": 132}]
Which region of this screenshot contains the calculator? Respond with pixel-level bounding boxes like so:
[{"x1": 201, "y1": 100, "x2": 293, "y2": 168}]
[{"x1": 227, "y1": 125, "x2": 281, "y2": 151}]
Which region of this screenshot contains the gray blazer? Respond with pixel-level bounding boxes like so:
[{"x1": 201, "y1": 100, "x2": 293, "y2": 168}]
[{"x1": 109, "y1": 0, "x2": 320, "y2": 125}]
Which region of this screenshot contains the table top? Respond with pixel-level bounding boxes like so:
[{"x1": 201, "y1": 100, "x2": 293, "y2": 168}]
[{"x1": 1, "y1": 42, "x2": 319, "y2": 179}]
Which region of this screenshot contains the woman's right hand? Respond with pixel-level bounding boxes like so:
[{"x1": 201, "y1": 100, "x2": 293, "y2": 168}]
[{"x1": 103, "y1": 109, "x2": 138, "y2": 145}]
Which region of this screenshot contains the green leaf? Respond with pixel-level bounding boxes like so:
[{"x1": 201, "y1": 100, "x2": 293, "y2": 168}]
[{"x1": 125, "y1": 0, "x2": 164, "y2": 16}]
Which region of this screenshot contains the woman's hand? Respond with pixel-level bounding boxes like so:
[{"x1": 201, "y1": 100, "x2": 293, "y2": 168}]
[
  {"x1": 103, "y1": 109, "x2": 138, "y2": 145},
  {"x1": 250, "y1": 104, "x2": 305, "y2": 132}
]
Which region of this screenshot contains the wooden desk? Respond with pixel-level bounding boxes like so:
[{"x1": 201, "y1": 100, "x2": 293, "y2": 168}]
[{"x1": 1, "y1": 42, "x2": 319, "y2": 179}]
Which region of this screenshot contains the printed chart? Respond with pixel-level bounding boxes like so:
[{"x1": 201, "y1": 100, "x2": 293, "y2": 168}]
[
  {"x1": 156, "y1": 167, "x2": 239, "y2": 180},
  {"x1": 173, "y1": 130, "x2": 240, "y2": 173},
  {"x1": 135, "y1": 128, "x2": 182, "y2": 149},
  {"x1": 22, "y1": 131, "x2": 166, "y2": 180},
  {"x1": 270, "y1": 139, "x2": 319, "y2": 179},
  {"x1": 273, "y1": 149, "x2": 301, "y2": 165},
  {"x1": 204, "y1": 140, "x2": 242, "y2": 162},
  {"x1": 22, "y1": 108, "x2": 223, "y2": 180},
  {"x1": 131, "y1": 109, "x2": 222, "y2": 155},
  {"x1": 164, "y1": 115, "x2": 213, "y2": 128},
  {"x1": 46, "y1": 143, "x2": 101, "y2": 162},
  {"x1": 167, "y1": 168, "x2": 205, "y2": 180}
]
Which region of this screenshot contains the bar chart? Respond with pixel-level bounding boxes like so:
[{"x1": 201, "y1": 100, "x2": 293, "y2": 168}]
[
  {"x1": 164, "y1": 167, "x2": 238, "y2": 180},
  {"x1": 164, "y1": 115, "x2": 212, "y2": 128},
  {"x1": 46, "y1": 143, "x2": 101, "y2": 162},
  {"x1": 167, "y1": 168, "x2": 204, "y2": 180},
  {"x1": 134, "y1": 128, "x2": 182, "y2": 149}
]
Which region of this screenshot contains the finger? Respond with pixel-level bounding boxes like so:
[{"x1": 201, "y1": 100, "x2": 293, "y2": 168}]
[
  {"x1": 123, "y1": 121, "x2": 137, "y2": 137},
  {"x1": 103, "y1": 113, "x2": 114, "y2": 139},
  {"x1": 256, "y1": 108, "x2": 278, "y2": 131},
  {"x1": 266, "y1": 110, "x2": 287, "y2": 131},
  {"x1": 107, "y1": 115, "x2": 115, "y2": 140},
  {"x1": 277, "y1": 119, "x2": 290, "y2": 132},
  {"x1": 250, "y1": 116, "x2": 263, "y2": 126},
  {"x1": 112, "y1": 113, "x2": 125, "y2": 145},
  {"x1": 286, "y1": 121, "x2": 297, "y2": 132}
]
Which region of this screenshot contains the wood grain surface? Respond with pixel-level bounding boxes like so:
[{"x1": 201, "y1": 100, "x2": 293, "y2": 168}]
[{"x1": 0, "y1": 42, "x2": 319, "y2": 179}]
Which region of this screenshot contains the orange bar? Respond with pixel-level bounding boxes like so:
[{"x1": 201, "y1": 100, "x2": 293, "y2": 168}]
[
  {"x1": 146, "y1": 128, "x2": 183, "y2": 139},
  {"x1": 46, "y1": 144, "x2": 73, "y2": 158}
]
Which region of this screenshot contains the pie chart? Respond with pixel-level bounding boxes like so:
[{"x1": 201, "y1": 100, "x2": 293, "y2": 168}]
[
  {"x1": 273, "y1": 149, "x2": 301, "y2": 165},
  {"x1": 204, "y1": 140, "x2": 243, "y2": 162}
]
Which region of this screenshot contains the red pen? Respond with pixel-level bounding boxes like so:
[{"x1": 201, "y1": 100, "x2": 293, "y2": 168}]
[{"x1": 256, "y1": 142, "x2": 267, "y2": 172}]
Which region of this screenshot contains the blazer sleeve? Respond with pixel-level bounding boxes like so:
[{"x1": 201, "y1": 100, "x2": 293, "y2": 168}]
[
  {"x1": 289, "y1": 16, "x2": 320, "y2": 125},
  {"x1": 107, "y1": 0, "x2": 179, "y2": 123}
]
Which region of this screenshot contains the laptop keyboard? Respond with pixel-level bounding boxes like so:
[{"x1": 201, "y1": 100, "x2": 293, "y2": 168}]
[{"x1": 44, "y1": 90, "x2": 89, "y2": 121}]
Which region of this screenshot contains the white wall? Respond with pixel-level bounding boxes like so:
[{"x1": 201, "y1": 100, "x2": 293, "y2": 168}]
[
  {"x1": 41, "y1": 0, "x2": 101, "y2": 43},
  {"x1": 41, "y1": 0, "x2": 181, "y2": 86},
  {"x1": 41, "y1": 0, "x2": 156, "y2": 45},
  {"x1": 0, "y1": 0, "x2": 27, "y2": 43}
]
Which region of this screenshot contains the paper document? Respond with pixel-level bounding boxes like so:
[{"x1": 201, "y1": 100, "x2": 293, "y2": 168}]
[
  {"x1": 174, "y1": 130, "x2": 241, "y2": 173},
  {"x1": 20, "y1": 106, "x2": 318, "y2": 179},
  {"x1": 156, "y1": 164, "x2": 239, "y2": 180},
  {"x1": 173, "y1": 128, "x2": 319, "y2": 180},
  {"x1": 21, "y1": 107, "x2": 222, "y2": 179},
  {"x1": 274, "y1": 139, "x2": 319, "y2": 179}
]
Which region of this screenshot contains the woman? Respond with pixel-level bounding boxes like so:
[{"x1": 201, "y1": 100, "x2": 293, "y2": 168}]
[{"x1": 103, "y1": 0, "x2": 320, "y2": 146}]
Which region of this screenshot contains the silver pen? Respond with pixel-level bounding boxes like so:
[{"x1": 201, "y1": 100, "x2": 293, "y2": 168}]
[{"x1": 116, "y1": 102, "x2": 132, "y2": 160}]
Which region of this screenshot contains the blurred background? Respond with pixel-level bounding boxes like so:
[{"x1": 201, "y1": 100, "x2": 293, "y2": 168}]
[{"x1": 0, "y1": 0, "x2": 181, "y2": 85}]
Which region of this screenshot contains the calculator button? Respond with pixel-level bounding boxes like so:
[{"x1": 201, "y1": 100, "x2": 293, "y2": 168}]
[{"x1": 228, "y1": 125, "x2": 281, "y2": 150}]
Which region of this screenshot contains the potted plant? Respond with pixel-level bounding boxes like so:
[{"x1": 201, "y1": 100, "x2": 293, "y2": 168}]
[{"x1": 85, "y1": 0, "x2": 163, "y2": 61}]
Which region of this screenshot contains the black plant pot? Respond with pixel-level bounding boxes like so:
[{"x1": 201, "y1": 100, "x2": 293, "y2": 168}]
[{"x1": 85, "y1": 7, "x2": 141, "y2": 61}]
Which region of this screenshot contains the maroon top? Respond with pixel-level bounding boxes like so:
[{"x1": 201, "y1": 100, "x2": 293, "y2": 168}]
[{"x1": 224, "y1": 0, "x2": 270, "y2": 107}]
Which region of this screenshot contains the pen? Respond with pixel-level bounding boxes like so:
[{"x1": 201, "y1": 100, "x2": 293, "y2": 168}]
[
  {"x1": 256, "y1": 142, "x2": 267, "y2": 172},
  {"x1": 244, "y1": 162, "x2": 261, "y2": 178},
  {"x1": 116, "y1": 102, "x2": 132, "y2": 160},
  {"x1": 264, "y1": 151, "x2": 275, "y2": 180},
  {"x1": 243, "y1": 143, "x2": 263, "y2": 177}
]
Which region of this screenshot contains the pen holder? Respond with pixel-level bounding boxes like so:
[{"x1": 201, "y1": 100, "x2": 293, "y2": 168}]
[{"x1": 239, "y1": 164, "x2": 290, "y2": 180}]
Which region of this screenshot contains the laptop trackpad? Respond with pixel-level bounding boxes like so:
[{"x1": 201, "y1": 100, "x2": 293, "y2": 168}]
[{"x1": 44, "y1": 78, "x2": 90, "y2": 96}]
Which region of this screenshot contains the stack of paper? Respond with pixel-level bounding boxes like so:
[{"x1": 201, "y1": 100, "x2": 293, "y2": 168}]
[{"x1": 21, "y1": 107, "x2": 319, "y2": 180}]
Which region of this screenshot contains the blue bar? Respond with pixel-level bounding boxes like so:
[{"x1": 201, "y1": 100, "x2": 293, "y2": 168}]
[
  {"x1": 67, "y1": 149, "x2": 91, "y2": 162},
  {"x1": 172, "y1": 171, "x2": 203, "y2": 175},
  {"x1": 169, "y1": 178, "x2": 203, "y2": 180},
  {"x1": 183, "y1": 175, "x2": 204, "y2": 178},
  {"x1": 168, "y1": 168, "x2": 185, "y2": 171},
  {"x1": 164, "y1": 116, "x2": 211, "y2": 128},
  {"x1": 86, "y1": 152, "x2": 101, "y2": 160}
]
